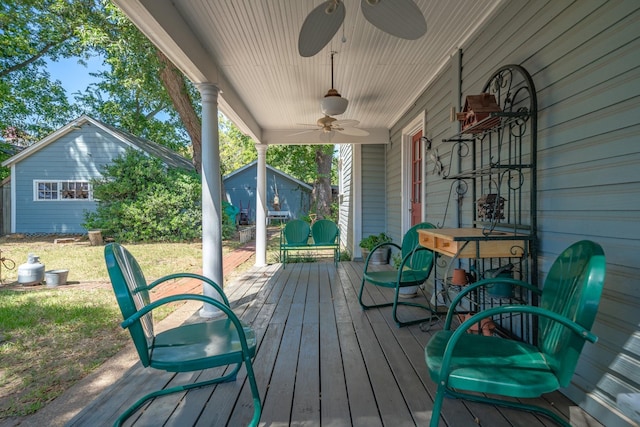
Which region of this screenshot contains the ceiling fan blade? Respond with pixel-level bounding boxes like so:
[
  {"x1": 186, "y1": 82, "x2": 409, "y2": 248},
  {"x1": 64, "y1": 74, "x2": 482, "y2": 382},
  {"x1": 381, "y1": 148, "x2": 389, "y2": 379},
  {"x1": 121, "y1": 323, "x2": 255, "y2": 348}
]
[
  {"x1": 332, "y1": 119, "x2": 359, "y2": 128},
  {"x1": 360, "y1": 0, "x2": 426, "y2": 40},
  {"x1": 289, "y1": 129, "x2": 319, "y2": 137},
  {"x1": 298, "y1": 1, "x2": 346, "y2": 57},
  {"x1": 338, "y1": 127, "x2": 369, "y2": 137}
]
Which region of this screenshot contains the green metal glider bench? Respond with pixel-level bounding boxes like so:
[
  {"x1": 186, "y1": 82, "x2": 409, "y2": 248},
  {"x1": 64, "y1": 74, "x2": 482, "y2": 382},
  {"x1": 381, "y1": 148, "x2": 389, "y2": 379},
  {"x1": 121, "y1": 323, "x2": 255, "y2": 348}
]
[
  {"x1": 359, "y1": 222, "x2": 438, "y2": 327},
  {"x1": 425, "y1": 240, "x2": 606, "y2": 427},
  {"x1": 279, "y1": 219, "x2": 341, "y2": 267},
  {"x1": 104, "y1": 243, "x2": 261, "y2": 427}
]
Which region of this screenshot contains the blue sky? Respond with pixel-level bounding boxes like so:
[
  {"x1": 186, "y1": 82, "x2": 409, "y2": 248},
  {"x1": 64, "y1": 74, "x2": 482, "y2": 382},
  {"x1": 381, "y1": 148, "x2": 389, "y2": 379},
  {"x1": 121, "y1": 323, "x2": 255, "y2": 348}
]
[
  {"x1": 46, "y1": 55, "x2": 104, "y2": 100},
  {"x1": 45, "y1": 55, "x2": 172, "y2": 123}
]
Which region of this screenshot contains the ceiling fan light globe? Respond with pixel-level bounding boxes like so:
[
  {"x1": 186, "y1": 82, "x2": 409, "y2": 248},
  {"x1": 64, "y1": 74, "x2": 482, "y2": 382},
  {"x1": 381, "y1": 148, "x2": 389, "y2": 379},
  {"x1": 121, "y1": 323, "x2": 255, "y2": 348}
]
[
  {"x1": 320, "y1": 130, "x2": 335, "y2": 142},
  {"x1": 321, "y1": 95, "x2": 349, "y2": 116}
]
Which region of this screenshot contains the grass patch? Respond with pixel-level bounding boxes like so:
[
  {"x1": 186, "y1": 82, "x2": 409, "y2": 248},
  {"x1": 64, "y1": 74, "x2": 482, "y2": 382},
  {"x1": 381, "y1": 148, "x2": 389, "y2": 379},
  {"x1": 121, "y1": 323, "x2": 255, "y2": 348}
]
[
  {"x1": 0, "y1": 233, "x2": 249, "y2": 420},
  {"x1": 0, "y1": 287, "x2": 128, "y2": 417},
  {"x1": 0, "y1": 235, "x2": 208, "y2": 284}
]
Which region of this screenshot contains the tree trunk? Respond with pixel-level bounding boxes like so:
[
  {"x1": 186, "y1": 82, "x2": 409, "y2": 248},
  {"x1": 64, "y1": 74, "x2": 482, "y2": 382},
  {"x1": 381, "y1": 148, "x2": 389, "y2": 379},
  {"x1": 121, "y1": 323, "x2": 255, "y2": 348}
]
[
  {"x1": 314, "y1": 145, "x2": 334, "y2": 220},
  {"x1": 156, "y1": 49, "x2": 203, "y2": 172}
]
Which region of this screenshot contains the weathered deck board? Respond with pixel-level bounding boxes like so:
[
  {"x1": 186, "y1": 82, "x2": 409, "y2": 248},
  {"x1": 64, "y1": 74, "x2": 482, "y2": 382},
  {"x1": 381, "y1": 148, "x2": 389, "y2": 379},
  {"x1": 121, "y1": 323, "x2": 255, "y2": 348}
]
[{"x1": 67, "y1": 261, "x2": 601, "y2": 427}]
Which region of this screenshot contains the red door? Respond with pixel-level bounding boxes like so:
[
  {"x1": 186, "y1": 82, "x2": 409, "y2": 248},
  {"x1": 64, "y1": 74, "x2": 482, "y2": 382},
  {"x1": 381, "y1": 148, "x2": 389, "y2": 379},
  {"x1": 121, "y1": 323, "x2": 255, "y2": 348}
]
[{"x1": 411, "y1": 131, "x2": 422, "y2": 226}]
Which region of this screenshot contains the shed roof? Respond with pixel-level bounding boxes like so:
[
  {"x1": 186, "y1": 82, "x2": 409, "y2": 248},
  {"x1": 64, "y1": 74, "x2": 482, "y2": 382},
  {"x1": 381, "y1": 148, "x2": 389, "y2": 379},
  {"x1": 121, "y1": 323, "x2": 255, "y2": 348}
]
[
  {"x1": 223, "y1": 160, "x2": 313, "y2": 191},
  {"x1": 1, "y1": 115, "x2": 194, "y2": 171}
]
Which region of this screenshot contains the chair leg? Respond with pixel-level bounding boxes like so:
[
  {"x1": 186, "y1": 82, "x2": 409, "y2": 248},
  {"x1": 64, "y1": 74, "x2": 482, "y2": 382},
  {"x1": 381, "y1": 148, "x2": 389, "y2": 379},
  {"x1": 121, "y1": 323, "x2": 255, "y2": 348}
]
[
  {"x1": 430, "y1": 383, "x2": 447, "y2": 427},
  {"x1": 358, "y1": 277, "x2": 393, "y2": 311},
  {"x1": 113, "y1": 362, "x2": 244, "y2": 427},
  {"x1": 445, "y1": 388, "x2": 571, "y2": 427},
  {"x1": 244, "y1": 355, "x2": 262, "y2": 427},
  {"x1": 391, "y1": 285, "x2": 439, "y2": 328},
  {"x1": 360, "y1": 278, "x2": 438, "y2": 327}
]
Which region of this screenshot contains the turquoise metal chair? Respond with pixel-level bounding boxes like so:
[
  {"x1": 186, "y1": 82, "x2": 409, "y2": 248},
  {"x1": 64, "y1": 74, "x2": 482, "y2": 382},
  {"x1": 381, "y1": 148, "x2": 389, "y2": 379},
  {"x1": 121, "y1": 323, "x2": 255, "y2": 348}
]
[
  {"x1": 279, "y1": 219, "x2": 311, "y2": 267},
  {"x1": 358, "y1": 222, "x2": 438, "y2": 327},
  {"x1": 311, "y1": 219, "x2": 340, "y2": 266},
  {"x1": 104, "y1": 243, "x2": 261, "y2": 427},
  {"x1": 425, "y1": 240, "x2": 606, "y2": 427}
]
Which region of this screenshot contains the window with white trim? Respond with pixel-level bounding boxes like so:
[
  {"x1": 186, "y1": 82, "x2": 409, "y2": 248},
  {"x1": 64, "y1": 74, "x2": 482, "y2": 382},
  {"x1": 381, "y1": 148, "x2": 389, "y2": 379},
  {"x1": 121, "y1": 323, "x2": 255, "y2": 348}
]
[{"x1": 34, "y1": 180, "x2": 93, "y2": 201}]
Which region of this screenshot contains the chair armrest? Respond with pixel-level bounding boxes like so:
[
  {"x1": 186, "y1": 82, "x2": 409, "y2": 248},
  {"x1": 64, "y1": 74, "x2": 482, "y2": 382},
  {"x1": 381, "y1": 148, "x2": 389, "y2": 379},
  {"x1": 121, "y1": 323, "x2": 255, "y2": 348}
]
[
  {"x1": 121, "y1": 294, "x2": 253, "y2": 353},
  {"x1": 394, "y1": 246, "x2": 433, "y2": 280},
  {"x1": 437, "y1": 305, "x2": 598, "y2": 386},
  {"x1": 444, "y1": 278, "x2": 541, "y2": 329},
  {"x1": 142, "y1": 272, "x2": 231, "y2": 307}
]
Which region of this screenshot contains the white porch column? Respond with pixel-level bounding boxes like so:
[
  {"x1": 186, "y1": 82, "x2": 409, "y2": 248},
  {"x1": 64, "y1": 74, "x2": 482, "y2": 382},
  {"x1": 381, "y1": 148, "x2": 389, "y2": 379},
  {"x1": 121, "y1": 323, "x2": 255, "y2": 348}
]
[
  {"x1": 255, "y1": 143, "x2": 267, "y2": 266},
  {"x1": 198, "y1": 83, "x2": 223, "y2": 318}
]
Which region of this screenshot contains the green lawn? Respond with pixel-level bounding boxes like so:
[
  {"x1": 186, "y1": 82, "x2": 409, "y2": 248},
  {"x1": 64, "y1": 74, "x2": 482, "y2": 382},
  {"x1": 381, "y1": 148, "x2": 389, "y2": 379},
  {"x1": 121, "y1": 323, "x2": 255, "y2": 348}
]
[{"x1": 0, "y1": 234, "x2": 245, "y2": 419}]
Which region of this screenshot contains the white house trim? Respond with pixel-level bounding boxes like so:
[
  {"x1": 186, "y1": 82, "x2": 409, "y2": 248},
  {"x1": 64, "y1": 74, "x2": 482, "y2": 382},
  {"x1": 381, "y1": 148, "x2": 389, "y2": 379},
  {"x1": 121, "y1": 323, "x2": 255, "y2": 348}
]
[
  {"x1": 10, "y1": 164, "x2": 15, "y2": 234},
  {"x1": 401, "y1": 112, "x2": 427, "y2": 233},
  {"x1": 198, "y1": 83, "x2": 224, "y2": 318},
  {"x1": 255, "y1": 144, "x2": 267, "y2": 267},
  {"x1": 353, "y1": 143, "x2": 363, "y2": 259}
]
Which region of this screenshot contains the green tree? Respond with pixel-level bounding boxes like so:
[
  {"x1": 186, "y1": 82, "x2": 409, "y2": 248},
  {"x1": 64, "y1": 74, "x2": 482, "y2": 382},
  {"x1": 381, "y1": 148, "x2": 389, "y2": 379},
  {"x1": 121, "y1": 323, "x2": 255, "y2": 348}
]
[
  {"x1": 0, "y1": 1, "x2": 202, "y2": 167},
  {"x1": 74, "y1": 1, "x2": 200, "y2": 162},
  {"x1": 0, "y1": 0, "x2": 107, "y2": 138},
  {"x1": 219, "y1": 113, "x2": 257, "y2": 175},
  {"x1": 1, "y1": 2, "x2": 337, "y2": 217}
]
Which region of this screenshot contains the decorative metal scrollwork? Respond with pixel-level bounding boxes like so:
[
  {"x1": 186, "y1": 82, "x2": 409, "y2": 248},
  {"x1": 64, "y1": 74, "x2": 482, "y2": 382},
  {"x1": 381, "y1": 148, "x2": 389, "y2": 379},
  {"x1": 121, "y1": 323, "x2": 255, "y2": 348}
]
[{"x1": 437, "y1": 180, "x2": 468, "y2": 228}]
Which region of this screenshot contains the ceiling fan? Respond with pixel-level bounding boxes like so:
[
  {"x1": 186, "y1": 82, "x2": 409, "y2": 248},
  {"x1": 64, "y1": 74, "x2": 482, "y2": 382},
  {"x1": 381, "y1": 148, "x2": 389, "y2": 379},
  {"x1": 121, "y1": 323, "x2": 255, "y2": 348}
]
[
  {"x1": 298, "y1": 0, "x2": 427, "y2": 57},
  {"x1": 293, "y1": 115, "x2": 369, "y2": 141}
]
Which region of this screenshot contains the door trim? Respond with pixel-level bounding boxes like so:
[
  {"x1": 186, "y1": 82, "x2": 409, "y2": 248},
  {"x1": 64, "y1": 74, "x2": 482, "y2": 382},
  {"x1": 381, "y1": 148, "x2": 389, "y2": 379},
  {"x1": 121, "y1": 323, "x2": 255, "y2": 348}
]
[{"x1": 401, "y1": 111, "x2": 427, "y2": 234}]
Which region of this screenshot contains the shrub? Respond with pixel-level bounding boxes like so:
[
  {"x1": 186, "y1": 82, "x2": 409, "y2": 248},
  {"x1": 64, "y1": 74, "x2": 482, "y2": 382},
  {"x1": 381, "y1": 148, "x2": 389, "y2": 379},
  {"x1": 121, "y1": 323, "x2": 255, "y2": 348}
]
[{"x1": 83, "y1": 149, "x2": 202, "y2": 242}]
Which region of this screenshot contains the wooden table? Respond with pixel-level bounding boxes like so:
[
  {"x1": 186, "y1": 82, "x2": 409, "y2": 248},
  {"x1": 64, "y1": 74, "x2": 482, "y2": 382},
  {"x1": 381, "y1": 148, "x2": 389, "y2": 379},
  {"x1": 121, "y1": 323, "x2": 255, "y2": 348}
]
[{"x1": 418, "y1": 227, "x2": 527, "y2": 259}]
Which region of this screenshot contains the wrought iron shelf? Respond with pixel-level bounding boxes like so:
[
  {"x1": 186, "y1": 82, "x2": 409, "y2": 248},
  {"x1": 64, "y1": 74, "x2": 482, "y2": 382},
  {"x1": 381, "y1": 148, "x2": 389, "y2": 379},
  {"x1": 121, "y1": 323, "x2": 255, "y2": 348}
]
[
  {"x1": 427, "y1": 64, "x2": 538, "y2": 342},
  {"x1": 443, "y1": 111, "x2": 532, "y2": 141},
  {"x1": 472, "y1": 221, "x2": 533, "y2": 233},
  {"x1": 444, "y1": 163, "x2": 534, "y2": 180}
]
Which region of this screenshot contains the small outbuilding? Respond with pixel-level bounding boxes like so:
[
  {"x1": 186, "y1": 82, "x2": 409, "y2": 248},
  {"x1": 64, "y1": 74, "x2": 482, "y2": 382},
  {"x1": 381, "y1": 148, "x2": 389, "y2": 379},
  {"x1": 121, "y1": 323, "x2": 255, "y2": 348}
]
[
  {"x1": 223, "y1": 161, "x2": 312, "y2": 224},
  {"x1": 1, "y1": 115, "x2": 194, "y2": 234}
]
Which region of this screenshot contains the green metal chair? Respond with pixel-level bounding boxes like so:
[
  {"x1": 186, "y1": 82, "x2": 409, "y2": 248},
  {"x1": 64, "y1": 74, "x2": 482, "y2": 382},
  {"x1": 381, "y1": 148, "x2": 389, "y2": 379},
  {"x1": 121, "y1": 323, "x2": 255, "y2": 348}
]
[
  {"x1": 425, "y1": 240, "x2": 606, "y2": 427},
  {"x1": 358, "y1": 222, "x2": 438, "y2": 327},
  {"x1": 104, "y1": 243, "x2": 261, "y2": 427},
  {"x1": 311, "y1": 219, "x2": 340, "y2": 266},
  {"x1": 279, "y1": 219, "x2": 311, "y2": 267}
]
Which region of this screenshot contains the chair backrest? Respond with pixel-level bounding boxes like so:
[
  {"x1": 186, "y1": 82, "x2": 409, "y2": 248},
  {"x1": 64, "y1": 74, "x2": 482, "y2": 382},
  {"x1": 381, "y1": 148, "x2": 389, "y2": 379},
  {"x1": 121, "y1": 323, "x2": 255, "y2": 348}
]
[
  {"x1": 283, "y1": 219, "x2": 311, "y2": 245},
  {"x1": 538, "y1": 240, "x2": 606, "y2": 386},
  {"x1": 311, "y1": 219, "x2": 338, "y2": 245},
  {"x1": 104, "y1": 243, "x2": 154, "y2": 367},
  {"x1": 401, "y1": 222, "x2": 436, "y2": 270}
]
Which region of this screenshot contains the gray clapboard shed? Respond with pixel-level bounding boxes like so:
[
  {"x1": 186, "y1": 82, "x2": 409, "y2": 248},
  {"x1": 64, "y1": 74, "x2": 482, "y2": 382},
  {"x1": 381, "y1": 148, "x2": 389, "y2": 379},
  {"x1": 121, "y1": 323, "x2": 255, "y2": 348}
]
[
  {"x1": 223, "y1": 161, "x2": 312, "y2": 224},
  {"x1": 2, "y1": 115, "x2": 194, "y2": 234}
]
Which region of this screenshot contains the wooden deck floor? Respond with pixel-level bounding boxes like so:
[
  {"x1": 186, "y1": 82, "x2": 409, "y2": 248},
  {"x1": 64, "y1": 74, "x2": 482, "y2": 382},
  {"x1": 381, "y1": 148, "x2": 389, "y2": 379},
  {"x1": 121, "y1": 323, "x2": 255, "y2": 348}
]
[{"x1": 69, "y1": 261, "x2": 599, "y2": 427}]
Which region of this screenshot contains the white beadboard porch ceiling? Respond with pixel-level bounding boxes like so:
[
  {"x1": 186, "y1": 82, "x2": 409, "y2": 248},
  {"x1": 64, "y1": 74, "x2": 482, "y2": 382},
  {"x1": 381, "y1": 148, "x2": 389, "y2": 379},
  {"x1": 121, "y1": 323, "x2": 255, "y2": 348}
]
[{"x1": 114, "y1": 0, "x2": 503, "y2": 144}]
